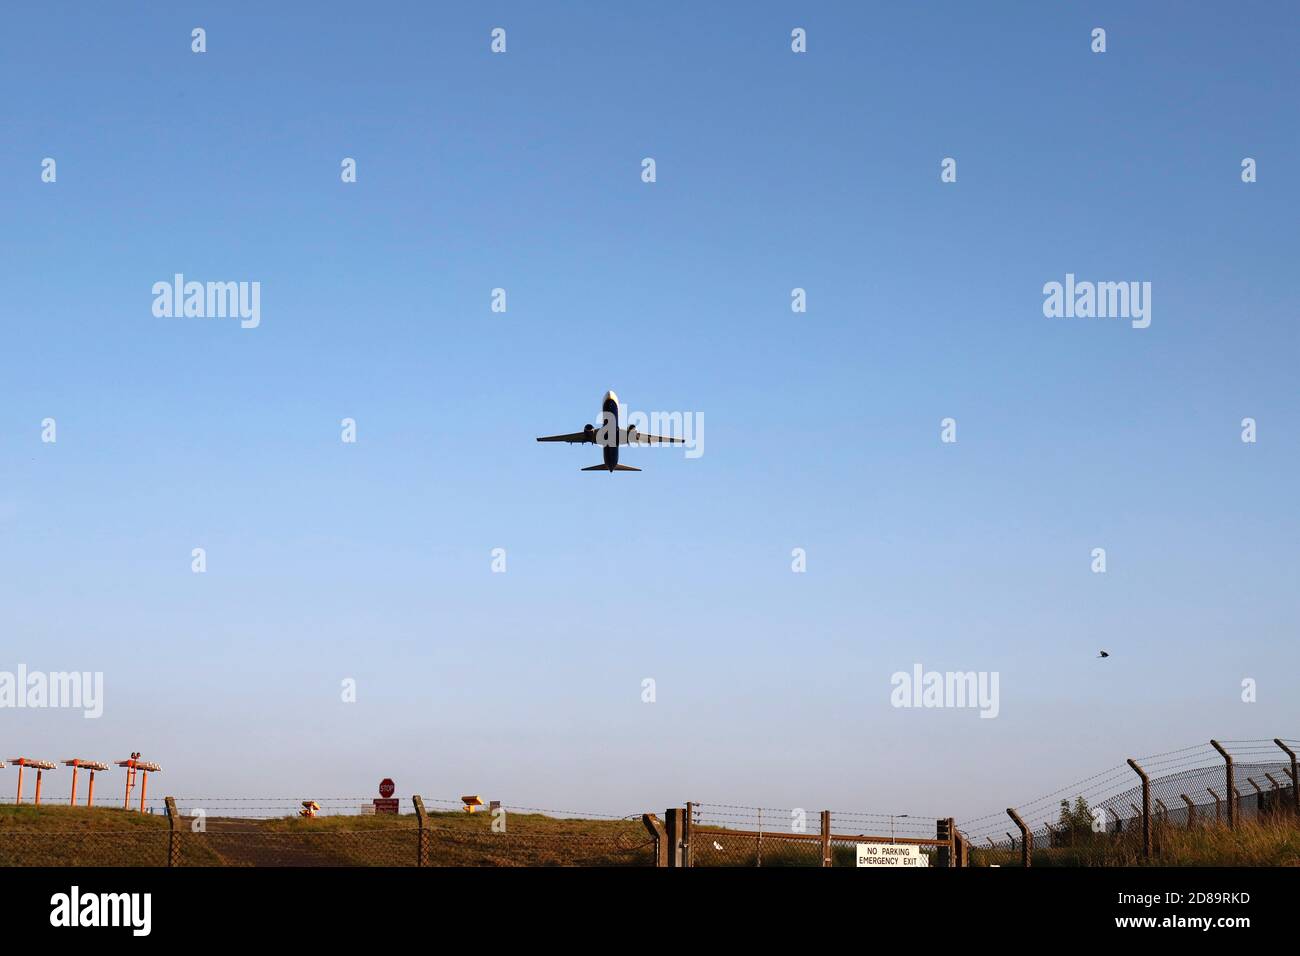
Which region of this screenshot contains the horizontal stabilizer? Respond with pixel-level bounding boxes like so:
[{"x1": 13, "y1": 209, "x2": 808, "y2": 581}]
[{"x1": 581, "y1": 464, "x2": 642, "y2": 472}]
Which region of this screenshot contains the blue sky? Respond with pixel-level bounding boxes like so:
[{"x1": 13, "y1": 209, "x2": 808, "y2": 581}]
[{"x1": 1, "y1": 2, "x2": 1297, "y2": 822}]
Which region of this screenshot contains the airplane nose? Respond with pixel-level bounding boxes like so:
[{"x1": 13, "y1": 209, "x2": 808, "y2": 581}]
[{"x1": 604, "y1": 390, "x2": 618, "y2": 403}]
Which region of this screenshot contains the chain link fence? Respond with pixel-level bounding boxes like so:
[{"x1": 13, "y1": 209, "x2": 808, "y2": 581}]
[
  {"x1": 0, "y1": 830, "x2": 172, "y2": 867},
  {"x1": 960, "y1": 739, "x2": 1300, "y2": 866},
  {"x1": 688, "y1": 803, "x2": 946, "y2": 867},
  {"x1": 0, "y1": 796, "x2": 655, "y2": 867},
  {"x1": 3, "y1": 739, "x2": 1295, "y2": 867},
  {"x1": 689, "y1": 803, "x2": 821, "y2": 866}
]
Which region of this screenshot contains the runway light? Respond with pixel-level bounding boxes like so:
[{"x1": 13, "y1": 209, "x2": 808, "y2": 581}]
[
  {"x1": 461, "y1": 795, "x2": 483, "y2": 813},
  {"x1": 8, "y1": 758, "x2": 56, "y2": 806},
  {"x1": 115, "y1": 753, "x2": 162, "y2": 812}
]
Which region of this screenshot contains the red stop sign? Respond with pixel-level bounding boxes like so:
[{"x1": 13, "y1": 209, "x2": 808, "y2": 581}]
[{"x1": 379, "y1": 778, "x2": 395, "y2": 798}]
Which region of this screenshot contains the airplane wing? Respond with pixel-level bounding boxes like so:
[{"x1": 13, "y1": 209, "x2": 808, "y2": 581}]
[
  {"x1": 620, "y1": 427, "x2": 685, "y2": 445},
  {"x1": 536, "y1": 429, "x2": 594, "y2": 444}
]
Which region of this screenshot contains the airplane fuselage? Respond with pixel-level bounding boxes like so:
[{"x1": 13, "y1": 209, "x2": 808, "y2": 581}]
[{"x1": 600, "y1": 391, "x2": 620, "y2": 470}]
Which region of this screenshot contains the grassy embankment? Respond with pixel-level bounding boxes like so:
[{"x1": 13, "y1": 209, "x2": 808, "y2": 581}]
[
  {"x1": 970, "y1": 820, "x2": 1300, "y2": 867},
  {"x1": 4, "y1": 805, "x2": 1298, "y2": 866},
  {"x1": 0, "y1": 804, "x2": 647, "y2": 866}
]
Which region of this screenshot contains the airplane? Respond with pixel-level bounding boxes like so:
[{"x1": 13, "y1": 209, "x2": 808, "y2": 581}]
[{"x1": 537, "y1": 390, "x2": 684, "y2": 472}]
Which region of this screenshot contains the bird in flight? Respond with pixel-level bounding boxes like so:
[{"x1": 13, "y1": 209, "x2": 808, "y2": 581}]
[{"x1": 537, "y1": 391, "x2": 684, "y2": 472}]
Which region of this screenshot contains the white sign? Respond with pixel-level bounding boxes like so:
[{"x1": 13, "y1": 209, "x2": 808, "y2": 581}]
[{"x1": 856, "y1": 842, "x2": 929, "y2": 867}]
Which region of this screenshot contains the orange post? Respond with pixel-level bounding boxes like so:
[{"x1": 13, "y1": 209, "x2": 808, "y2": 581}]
[
  {"x1": 114, "y1": 755, "x2": 160, "y2": 812},
  {"x1": 62, "y1": 760, "x2": 108, "y2": 809},
  {"x1": 8, "y1": 758, "x2": 56, "y2": 805}
]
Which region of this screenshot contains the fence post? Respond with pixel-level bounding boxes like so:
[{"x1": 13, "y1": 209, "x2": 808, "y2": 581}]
[
  {"x1": 1154, "y1": 798, "x2": 1169, "y2": 823},
  {"x1": 1180, "y1": 794, "x2": 1196, "y2": 828},
  {"x1": 412, "y1": 795, "x2": 429, "y2": 867},
  {"x1": 642, "y1": 814, "x2": 667, "y2": 868},
  {"x1": 820, "y1": 810, "x2": 831, "y2": 867},
  {"x1": 1275, "y1": 739, "x2": 1300, "y2": 816},
  {"x1": 1246, "y1": 778, "x2": 1264, "y2": 817},
  {"x1": 1263, "y1": 774, "x2": 1282, "y2": 816},
  {"x1": 1108, "y1": 807, "x2": 1123, "y2": 833},
  {"x1": 1210, "y1": 740, "x2": 1235, "y2": 829},
  {"x1": 683, "y1": 802, "x2": 693, "y2": 868},
  {"x1": 664, "y1": 808, "x2": 685, "y2": 868},
  {"x1": 164, "y1": 796, "x2": 180, "y2": 867},
  {"x1": 1207, "y1": 789, "x2": 1221, "y2": 825},
  {"x1": 1006, "y1": 809, "x2": 1031, "y2": 868},
  {"x1": 1126, "y1": 759, "x2": 1152, "y2": 859}
]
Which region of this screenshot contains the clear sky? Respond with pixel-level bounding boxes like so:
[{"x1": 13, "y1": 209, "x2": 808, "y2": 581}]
[{"x1": 1, "y1": 2, "x2": 1297, "y2": 823}]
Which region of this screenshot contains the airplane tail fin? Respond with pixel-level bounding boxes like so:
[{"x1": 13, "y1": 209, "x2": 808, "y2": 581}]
[{"x1": 581, "y1": 464, "x2": 641, "y2": 472}]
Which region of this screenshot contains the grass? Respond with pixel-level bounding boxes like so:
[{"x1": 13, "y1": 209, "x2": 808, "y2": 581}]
[
  {"x1": 0, "y1": 804, "x2": 650, "y2": 867},
  {"x1": 0, "y1": 803, "x2": 168, "y2": 832},
  {"x1": 970, "y1": 819, "x2": 1300, "y2": 867},
  {"x1": 220, "y1": 809, "x2": 653, "y2": 866},
  {"x1": 5, "y1": 804, "x2": 1299, "y2": 866},
  {"x1": 0, "y1": 803, "x2": 222, "y2": 866}
]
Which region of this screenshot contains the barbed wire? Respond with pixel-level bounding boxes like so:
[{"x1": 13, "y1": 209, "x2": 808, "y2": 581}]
[
  {"x1": 1134, "y1": 742, "x2": 1215, "y2": 760},
  {"x1": 7, "y1": 738, "x2": 1295, "y2": 843}
]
